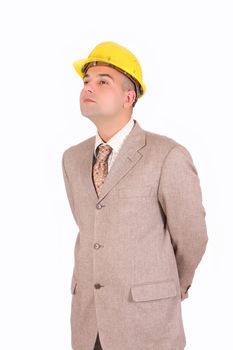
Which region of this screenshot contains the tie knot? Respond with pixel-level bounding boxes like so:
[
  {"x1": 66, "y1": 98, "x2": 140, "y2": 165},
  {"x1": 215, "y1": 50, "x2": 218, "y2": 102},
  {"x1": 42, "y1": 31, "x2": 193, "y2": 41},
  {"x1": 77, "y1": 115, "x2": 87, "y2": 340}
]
[{"x1": 96, "y1": 144, "x2": 112, "y2": 162}]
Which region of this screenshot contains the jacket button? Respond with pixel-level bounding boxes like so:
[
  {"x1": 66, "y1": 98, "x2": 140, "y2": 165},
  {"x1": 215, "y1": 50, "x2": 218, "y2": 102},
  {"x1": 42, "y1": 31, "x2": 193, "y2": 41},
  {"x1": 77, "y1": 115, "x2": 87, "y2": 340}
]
[
  {"x1": 94, "y1": 283, "x2": 103, "y2": 289},
  {"x1": 94, "y1": 243, "x2": 101, "y2": 249},
  {"x1": 96, "y1": 203, "x2": 102, "y2": 209}
]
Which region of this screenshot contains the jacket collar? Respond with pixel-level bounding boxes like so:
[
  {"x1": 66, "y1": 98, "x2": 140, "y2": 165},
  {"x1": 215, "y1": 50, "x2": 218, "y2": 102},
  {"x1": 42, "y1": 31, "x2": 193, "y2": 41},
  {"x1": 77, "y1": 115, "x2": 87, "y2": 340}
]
[{"x1": 81, "y1": 119, "x2": 146, "y2": 202}]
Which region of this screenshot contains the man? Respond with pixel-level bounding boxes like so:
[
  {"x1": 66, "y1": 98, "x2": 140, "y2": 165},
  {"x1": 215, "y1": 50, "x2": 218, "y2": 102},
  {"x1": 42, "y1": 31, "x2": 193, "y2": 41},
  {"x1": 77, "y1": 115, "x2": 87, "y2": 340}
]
[{"x1": 62, "y1": 41, "x2": 208, "y2": 350}]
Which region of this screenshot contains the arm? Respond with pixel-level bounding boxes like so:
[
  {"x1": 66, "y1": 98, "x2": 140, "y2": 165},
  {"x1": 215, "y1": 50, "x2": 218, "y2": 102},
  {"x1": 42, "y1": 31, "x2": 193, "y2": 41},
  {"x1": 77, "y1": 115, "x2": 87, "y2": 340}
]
[
  {"x1": 158, "y1": 145, "x2": 208, "y2": 300},
  {"x1": 62, "y1": 151, "x2": 79, "y2": 227}
]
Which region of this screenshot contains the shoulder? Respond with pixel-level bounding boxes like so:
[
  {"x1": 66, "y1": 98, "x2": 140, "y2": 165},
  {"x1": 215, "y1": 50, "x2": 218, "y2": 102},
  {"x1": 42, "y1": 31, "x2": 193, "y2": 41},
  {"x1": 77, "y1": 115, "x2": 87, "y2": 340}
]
[
  {"x1": 146, "y1": 130, "x2": 178, "y2": 148},
  {"x1": 144, "y1": 128, "x2": 194, "y2": 165},
  {"x1": 145, "y1": 129, "x2": 186, "y2": 155},
  {"x1": 62, "y1": 135, "x2": 95, "y2": 164}
]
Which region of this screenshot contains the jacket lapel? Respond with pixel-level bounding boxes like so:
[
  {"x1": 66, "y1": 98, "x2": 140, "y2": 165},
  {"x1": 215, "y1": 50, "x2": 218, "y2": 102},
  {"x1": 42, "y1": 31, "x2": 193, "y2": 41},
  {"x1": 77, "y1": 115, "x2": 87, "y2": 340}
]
[{"x1": 81, "y1": 120, "x2": 146, "y2": 202}]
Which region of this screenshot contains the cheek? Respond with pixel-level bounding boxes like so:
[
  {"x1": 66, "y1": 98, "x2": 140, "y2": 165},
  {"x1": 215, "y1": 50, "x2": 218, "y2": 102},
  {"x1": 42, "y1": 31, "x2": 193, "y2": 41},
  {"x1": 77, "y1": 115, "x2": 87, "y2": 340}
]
[
  {"x1": 103, "y1": 89, "x2": 124, "y2": 106},
  {"x1": 79, "y1": 89, "x2": 87, "y2": 105},
  {"x1": 80, "y1": 89, "x2": 85, "y2": 98}
]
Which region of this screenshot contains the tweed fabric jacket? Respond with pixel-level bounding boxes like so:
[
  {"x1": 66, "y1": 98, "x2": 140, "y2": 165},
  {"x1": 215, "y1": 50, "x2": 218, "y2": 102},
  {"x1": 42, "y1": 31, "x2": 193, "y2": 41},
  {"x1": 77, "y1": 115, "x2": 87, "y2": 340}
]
[{"x1": 62, "y1": 119, "x2": 208, "y2": 350}]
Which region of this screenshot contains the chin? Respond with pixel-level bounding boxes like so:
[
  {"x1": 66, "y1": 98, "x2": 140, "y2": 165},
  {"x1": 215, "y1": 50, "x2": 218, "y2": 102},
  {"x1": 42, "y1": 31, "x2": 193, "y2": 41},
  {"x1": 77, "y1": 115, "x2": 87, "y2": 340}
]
[
  {"x1": 80, "y1": 111, "x2": 98, "y2": 122},
  {"x1": 80, "y1": 106, "x2": 101, "y2": 119},
  {"x1": 80, "y1": 107, "x2": 93, "y2": 117}
]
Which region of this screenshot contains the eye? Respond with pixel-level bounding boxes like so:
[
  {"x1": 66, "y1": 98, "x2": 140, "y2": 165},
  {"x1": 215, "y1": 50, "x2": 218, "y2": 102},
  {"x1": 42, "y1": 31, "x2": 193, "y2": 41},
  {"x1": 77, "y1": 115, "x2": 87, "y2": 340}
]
[
  {"x1": 83, "y1": 80, "x2": 89, "y2": 85},
  {"x1": 99, "y1": 80, "x2": 108, "y2": 85}
]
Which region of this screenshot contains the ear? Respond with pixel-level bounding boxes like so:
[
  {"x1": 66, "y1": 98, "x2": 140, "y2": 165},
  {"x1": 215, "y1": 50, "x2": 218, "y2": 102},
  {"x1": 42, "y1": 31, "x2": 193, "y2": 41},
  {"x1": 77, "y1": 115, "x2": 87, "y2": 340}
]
[{"x1": 123, "y1": 90, "x2": 136, "y2": 108}]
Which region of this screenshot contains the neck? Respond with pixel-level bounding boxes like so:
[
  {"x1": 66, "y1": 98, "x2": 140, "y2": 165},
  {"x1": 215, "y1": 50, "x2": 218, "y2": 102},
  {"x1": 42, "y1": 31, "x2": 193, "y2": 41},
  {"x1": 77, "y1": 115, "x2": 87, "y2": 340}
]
[{"x1": 96, "y1": 117, "x2": 132, "y2": 142}]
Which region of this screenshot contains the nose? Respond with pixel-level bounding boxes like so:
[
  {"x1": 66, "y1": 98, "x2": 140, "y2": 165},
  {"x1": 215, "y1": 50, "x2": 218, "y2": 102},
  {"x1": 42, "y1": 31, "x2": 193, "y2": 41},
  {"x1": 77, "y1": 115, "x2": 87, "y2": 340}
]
[{"x1": 84, "y1": 82, "x2": 94, "y2": 94}]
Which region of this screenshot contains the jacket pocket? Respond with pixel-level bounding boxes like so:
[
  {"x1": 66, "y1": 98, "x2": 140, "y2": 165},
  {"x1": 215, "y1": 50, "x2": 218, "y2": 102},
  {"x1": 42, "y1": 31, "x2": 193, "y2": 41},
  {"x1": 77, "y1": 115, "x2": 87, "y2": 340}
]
[{"x1": 131, "y1": 279, "x2": 177, "y2": 302}]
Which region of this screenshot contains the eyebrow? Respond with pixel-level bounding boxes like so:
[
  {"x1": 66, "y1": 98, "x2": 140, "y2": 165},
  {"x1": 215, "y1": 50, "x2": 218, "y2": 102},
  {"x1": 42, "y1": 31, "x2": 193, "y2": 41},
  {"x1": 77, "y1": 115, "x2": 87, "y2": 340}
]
[{"x1": 83, "y1": 73, "x2": 114, "y2": 81}]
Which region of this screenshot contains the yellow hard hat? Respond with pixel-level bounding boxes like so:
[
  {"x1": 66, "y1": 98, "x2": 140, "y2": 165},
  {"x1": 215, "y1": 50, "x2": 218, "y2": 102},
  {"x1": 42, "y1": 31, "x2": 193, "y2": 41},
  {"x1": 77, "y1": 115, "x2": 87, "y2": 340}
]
[{"x1": 73, "y1": 41, "x2": 146, "y2": 99}]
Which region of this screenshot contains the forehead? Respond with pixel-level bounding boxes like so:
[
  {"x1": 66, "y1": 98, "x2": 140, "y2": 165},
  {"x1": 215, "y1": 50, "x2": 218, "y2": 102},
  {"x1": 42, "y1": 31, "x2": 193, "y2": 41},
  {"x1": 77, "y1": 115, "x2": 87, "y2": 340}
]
[{"x1": 84, "y1": 63, "x2": 123, "y2": 81}]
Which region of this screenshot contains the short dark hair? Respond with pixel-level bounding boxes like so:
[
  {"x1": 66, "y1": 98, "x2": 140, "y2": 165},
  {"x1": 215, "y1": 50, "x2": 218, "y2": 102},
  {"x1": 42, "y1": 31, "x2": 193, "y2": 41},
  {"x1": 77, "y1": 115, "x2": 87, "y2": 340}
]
[{"x1": 121, "y1": 75, "x2": 138, "y2": 108}]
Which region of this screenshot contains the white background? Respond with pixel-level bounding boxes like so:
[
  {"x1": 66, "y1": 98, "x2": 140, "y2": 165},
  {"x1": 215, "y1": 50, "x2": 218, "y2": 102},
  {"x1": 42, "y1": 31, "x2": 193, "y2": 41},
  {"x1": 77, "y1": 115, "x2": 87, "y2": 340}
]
[{"x1": 0, "y1": 0, "x2": 232, "y2": 349}]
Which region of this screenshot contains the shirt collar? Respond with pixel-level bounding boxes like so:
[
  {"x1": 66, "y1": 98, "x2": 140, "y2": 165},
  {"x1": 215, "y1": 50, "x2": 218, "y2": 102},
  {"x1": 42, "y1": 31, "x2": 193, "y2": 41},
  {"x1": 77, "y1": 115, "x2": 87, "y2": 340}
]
[{"x1": 94, "y1": 117, "x2": 135, "y2": 157}]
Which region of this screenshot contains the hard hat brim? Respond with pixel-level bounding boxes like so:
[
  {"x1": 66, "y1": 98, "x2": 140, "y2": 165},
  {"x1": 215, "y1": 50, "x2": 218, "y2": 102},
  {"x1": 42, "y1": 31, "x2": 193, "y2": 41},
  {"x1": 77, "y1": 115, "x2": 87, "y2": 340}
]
[{"x1": 73, "y1": 58, "x2": 91, "y2": 78}]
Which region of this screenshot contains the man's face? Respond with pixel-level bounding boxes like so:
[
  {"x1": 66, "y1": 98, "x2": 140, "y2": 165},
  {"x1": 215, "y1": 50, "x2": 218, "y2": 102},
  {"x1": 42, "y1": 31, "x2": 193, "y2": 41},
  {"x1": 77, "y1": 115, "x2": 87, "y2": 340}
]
[{"x1": 79, "y1": 64, "x2": 131, "y2": 123}]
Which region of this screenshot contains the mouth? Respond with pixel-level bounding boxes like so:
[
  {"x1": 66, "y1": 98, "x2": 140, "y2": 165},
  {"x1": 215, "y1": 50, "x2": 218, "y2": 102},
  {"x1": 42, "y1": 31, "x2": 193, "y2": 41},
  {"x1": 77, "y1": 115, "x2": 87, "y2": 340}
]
[{"x1": 83, "y1": 98, "x2": 96, "y2": 103}]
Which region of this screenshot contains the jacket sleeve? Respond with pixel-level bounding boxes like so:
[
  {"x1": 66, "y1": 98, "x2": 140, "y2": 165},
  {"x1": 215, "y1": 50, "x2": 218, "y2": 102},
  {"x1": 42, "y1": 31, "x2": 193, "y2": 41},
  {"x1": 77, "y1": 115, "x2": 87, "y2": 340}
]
[
  {"x1": 158, "y1": 144, "x2": 208, "y2": 301},
  {"x1": 62, "y1": 151, "x2": 79, "y2": 227}
]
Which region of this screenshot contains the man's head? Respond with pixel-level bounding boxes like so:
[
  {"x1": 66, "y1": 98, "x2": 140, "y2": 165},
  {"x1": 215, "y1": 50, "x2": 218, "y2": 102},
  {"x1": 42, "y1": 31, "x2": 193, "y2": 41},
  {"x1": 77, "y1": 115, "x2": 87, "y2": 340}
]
[
  {"x1": 73, "y1": 41, "x2": 146, "y2": 127},
  {"x1": 79, "y1": 62, "x2": 138, "y2": 125}
]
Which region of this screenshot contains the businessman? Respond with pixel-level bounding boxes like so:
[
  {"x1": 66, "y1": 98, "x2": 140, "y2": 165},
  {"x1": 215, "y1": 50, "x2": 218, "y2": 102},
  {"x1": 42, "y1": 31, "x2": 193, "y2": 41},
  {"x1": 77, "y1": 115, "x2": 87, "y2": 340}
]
[{"x1": 62, "y1": 41, "x2": 208, "y2": 350}]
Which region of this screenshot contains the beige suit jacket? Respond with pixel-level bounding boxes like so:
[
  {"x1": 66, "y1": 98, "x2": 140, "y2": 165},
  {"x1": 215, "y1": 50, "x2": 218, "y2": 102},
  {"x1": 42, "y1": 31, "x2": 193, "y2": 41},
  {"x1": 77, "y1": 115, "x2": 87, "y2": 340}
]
[{"x1": 62, "y1": 119, "x2": 208, "y2": 350}]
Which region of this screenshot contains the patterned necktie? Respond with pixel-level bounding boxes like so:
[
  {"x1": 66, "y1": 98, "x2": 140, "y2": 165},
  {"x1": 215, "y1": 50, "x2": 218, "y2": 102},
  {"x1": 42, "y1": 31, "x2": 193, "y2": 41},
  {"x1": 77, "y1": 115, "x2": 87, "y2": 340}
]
[{"x1": 93, "y1": 144, "x2": 113, "y2": 197}]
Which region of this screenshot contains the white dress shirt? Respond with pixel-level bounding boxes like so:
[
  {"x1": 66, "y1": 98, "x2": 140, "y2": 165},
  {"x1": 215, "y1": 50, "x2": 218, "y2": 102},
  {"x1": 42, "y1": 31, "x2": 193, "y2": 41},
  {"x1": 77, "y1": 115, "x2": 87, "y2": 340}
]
[{"x1": 94, "y1": 117, "x2": 135, "y2": 172}]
